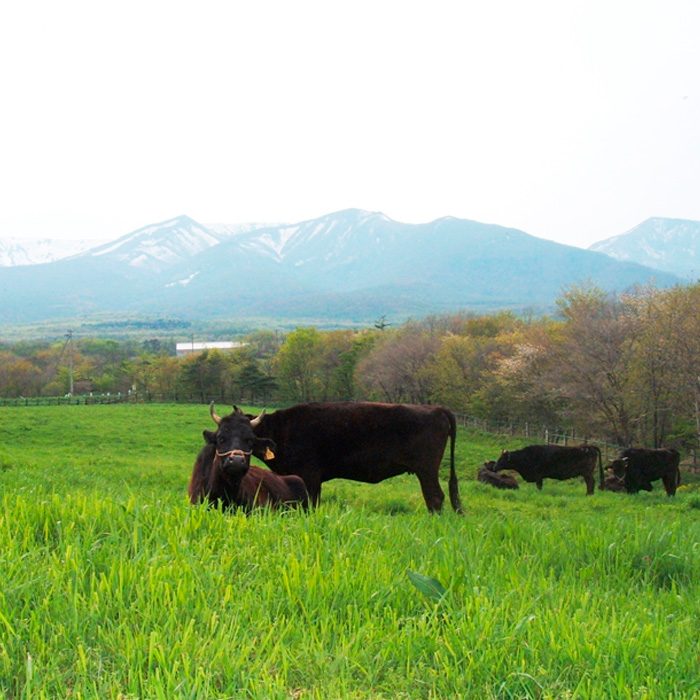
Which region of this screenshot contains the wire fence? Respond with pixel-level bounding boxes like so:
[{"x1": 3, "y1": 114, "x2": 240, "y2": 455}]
[{"x1": 453, "y1": 413, "x2": 623, "y2": 463}]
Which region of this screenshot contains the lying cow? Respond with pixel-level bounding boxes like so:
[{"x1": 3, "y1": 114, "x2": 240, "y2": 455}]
[
  {"x1": 493, "y1": 443, "x2": 603, "y2": 494},
  {"x1": 609, "y1": 447, "x2": 681, "y2": 496},
  {"x1": 477, "y1": 461, "x2": 519, "y2": 490},
  {"x1": 188, "y1": 404, "x2": 309, "y2": 511},
  {"x1": 603, "y1": 473, "x2": 627, "y2": 493}
]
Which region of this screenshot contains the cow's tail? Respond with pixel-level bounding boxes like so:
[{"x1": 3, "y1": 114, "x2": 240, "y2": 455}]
[{"x1": 446, "y1": 410, "x2": 463, "y2": 514}]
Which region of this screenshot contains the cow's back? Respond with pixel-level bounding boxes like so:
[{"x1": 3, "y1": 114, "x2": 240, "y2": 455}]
[{"x1": 259, "y1": 402, "x2": 452, "y2": 483}]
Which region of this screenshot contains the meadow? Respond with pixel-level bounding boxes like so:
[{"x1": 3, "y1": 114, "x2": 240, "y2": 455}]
[{"x1": 1, "y1": 403, "x2": 700, "y2": 699}]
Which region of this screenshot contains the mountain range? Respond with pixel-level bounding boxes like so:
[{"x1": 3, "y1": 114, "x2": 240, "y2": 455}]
[{"x1": 0, "y1": 210, "x2": 690, "y2": 327}]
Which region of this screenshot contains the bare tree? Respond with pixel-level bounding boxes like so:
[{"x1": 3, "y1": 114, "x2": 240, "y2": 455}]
[
  {"x1": 356, "y1": 327, "x2": 440, "y2": 404},
  {"x1": 549, "y1": 284, "x2": 639, "y2": 444}
]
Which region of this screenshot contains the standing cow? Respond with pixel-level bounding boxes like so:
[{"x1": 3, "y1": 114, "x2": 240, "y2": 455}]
[
  {"x1": 249, "y1": 401, "x2": 462, "y2": 513},
  {"x1": 188, "y1": 404, "x2": 309, "y2": 511},
  {"x1": 493, "y1": 444, "x2": 603, "y2": 494},
  {"x1": 609, "y1": 447, "x2": 681, "y2": 496}
]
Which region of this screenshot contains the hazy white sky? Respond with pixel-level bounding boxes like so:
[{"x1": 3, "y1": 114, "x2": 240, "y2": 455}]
[{"x1": 1, "y1": 0, "x2": 698, "y2": 248}]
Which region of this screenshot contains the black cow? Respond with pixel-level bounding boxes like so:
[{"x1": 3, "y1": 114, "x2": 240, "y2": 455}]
[
  {"x1": 188, "y1": 404, "x2": 309, "y2": 511},
  {"x1": 494, "y1": 444, "x2": 603, "y2": 494},
  {"x1": 609, "y1": 447, "x2": 681, "y2": 496},
  {"x1": 249, "y1": 401, "x2": 462, "y2": 513},
  {"x1": 477, "y1": 461, "x2": 519, "y2": 490}
]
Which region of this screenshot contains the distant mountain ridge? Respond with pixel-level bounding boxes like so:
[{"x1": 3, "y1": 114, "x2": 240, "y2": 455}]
[
  {"x1": 0, "y1": 210, "x2": 686, "y2": 326},
  {"x1": 588, "y1": 217, "x2": 700, "y2": 279}
]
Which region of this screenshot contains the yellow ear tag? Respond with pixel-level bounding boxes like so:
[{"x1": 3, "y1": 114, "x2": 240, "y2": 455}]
[{"x1": 264, "y1": 447, "x2": 275, "y2": 460}]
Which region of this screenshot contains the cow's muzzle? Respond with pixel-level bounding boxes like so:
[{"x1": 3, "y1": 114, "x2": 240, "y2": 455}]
[{"x1": 216, "y1": 449, "x2": 252, "y2": 472}]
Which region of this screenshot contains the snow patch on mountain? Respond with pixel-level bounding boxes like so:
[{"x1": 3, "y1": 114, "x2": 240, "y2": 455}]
[
  {"x1": 206, "y1": 222, "x2": 275, "y2": 237},
  {"x1": 0, "y1": 237, "x2": 107, "y2": 267},
  {"x1": 166, "y1": 271, "x2": 200, "y2": 287},
  {"x1": 243, "y1": 226, "x2": 301, "y2": 261}
]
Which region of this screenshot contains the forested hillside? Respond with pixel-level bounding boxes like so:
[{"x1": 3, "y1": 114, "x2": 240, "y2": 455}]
[{"x1": 2, "y1": 282, "x2": 700, "y2": 453}]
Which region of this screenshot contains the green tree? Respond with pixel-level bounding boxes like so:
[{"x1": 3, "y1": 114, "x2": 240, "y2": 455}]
[
  {"x1": 274, "y1": 327, "x2": 323, "y2": 402},
  {"x1": 238, "y1": 361, "x2": 278, "y2": 404}
]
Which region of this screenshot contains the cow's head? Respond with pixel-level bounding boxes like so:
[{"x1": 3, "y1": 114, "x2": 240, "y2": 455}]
[
  {"x1": 493, "y1": 450, "x2": 510, "y2": 472},
  {"x1": 609, "y1": 457, "x2": 628, "y2": 479},
  {"x1": 204, "y1": 403, "x2": 276, "y2": 474},
  {"x1": 483, "y1": 460, "x2": 497, "y2": 472}
]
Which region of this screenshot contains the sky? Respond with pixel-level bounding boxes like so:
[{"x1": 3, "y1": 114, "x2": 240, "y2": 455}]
[{"x1": 1, "y1": 1, "x2": 699, "y2": 249}]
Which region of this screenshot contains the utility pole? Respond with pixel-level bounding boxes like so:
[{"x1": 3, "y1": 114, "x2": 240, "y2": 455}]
[{"x1": 66, "y1": 330, "x2": 74, "y2": 395}]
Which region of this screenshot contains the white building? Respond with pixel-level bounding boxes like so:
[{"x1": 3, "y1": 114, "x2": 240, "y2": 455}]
[{"x1": 175, "y1": 341, "x2": 247, "y2": 357}]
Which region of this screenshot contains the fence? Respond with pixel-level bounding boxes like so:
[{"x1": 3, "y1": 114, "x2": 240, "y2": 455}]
[
  {"x1": 1, "y1": 393, "x2": 623, "y2": 461},
  {"x1": 453, "y1": 412, "x2": 623, "y2": 462},
  {"x1": 0, "y1": 393, "x2": 239, "y2": 407}
]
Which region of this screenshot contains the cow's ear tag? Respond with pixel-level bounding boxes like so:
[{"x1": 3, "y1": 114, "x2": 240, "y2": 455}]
[{"x1": 265, "y1": 447, "x2": 275, "y2": 460}]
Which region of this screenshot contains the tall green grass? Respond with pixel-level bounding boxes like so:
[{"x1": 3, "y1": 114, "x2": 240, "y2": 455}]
[{"x1": 1, "y1": 404, "x2": 699, "y2": 699}]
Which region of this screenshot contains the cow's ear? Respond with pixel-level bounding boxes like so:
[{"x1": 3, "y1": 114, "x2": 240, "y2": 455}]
[
  {"x1": 203, "y1": 429, "x2": 217, "y2": 445},
  {"x1": 254, "y1": 436, "x2": 276, "y2": 461}
]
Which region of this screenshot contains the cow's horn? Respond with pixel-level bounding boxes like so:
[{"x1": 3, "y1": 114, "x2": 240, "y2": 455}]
[
  {"x1": 209, "y1": 401, "x2": 222, "y2": 425},
  {"x1": 250, "y1": 408, "x2": 266, "y2": 428}
]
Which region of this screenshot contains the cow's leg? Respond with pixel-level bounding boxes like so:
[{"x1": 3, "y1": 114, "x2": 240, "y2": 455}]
[
  {"x1": 416, "y1": 472, "x2": 445, "y2": 513},
  {"x1": 536, "y1": 479, "x2": 543, "y2": 490},
  {"x1": 661, "y1": 474, "x2": 677, "y2": 496},
  {"x1": 307, "y1": 485, "x2": 322, "y2": 507},
  {"x1": 583, "y1": 474, "x2": 595, "y2": 495},
  {"x1": 302, "y1": 475, "x2": 323, "y2": 506}
]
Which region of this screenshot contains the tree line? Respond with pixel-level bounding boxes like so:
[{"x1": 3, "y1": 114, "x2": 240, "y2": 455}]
[{"x1": 2, "y1": 282, "x2": 699, "y2": 454}]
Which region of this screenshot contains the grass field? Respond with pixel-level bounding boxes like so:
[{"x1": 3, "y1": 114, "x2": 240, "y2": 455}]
[{"x1": 1, "y1": 403, "x2": 700, "y2": 699}]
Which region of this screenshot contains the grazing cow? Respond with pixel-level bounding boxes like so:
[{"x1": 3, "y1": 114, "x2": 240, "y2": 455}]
[
  {"x1": 609, "y1": 447, "x2": 681, "y2": 496},
  {"x1": 249, "y1": 401, "x2": 462, "y2": 513},
  {"x1": 477, "y1": 461, "x2": 519, "y2": 490},
  {"x1": 493, "y1": 444, "x2": 603, "y2": 494},
  {"x1": 188, "y1": 404, "x2": 308, "y2": 511}
]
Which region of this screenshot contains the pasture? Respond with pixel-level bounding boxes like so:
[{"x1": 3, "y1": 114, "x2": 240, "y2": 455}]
[{"x1": 1, "y1": 403, "x2": 700, "y2": 699}]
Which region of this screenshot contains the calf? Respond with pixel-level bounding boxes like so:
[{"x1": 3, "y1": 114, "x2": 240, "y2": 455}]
[
  {"x1": 188, "y1": 404, "x2": 309, "y2": 511},
  {"x1": 609, "y1": 447, "x2": 681, "y2": 496},
  {"x1": 477, "y1": 461, "x2": 519, "y2": 490},
  {"x1": 603, "y1": 472, "x2": 627, "y2": 493}
]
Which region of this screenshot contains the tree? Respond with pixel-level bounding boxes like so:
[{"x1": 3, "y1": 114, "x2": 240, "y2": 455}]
[
  {"x1": 238, "y1": 361, "x2": 278, "y2": 404},
  {"x1": 550, "y1": 284, "x2": 638, "y2": 444},
  {"x1": 356, "y1": 325, "x2": 439, "y2": 404},
  {"x1": 275, "y1": 328, "x2": 323, "y2": 402},
  {"x1": 0, "y1": 352, "x2": 42, "y2": 397},
  {"x1": 476, "y1": 322, "x2": 560, "y2": 425},
  {"x1": 650, "y1": 284, "x2": 700, "y2": 456}
]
